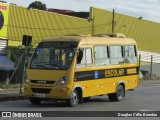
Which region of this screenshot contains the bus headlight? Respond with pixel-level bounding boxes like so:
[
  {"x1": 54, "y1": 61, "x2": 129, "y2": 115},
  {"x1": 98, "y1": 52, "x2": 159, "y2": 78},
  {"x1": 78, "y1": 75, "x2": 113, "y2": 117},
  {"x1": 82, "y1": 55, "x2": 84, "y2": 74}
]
[
  {"x1": 56, "y1": 76, "x2": 68, "y2": 86},
  {"x1": 25, "y1": 79, "x2": 30, "y2": 84}
]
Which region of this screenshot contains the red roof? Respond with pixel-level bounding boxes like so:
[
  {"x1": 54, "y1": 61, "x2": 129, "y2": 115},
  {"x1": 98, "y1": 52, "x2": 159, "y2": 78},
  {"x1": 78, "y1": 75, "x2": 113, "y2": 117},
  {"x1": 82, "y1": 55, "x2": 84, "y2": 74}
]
[{"x1": 48, "y1": 8, "x2": 75, "y2": 13}]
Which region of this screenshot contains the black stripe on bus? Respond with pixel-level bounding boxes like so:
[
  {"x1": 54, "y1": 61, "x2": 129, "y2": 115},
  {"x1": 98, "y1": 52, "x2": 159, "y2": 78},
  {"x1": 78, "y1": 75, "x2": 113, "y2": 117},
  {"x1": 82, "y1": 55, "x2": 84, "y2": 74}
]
[{"x1": 74, "y1": 67, "x2": 139, "y2": 81}]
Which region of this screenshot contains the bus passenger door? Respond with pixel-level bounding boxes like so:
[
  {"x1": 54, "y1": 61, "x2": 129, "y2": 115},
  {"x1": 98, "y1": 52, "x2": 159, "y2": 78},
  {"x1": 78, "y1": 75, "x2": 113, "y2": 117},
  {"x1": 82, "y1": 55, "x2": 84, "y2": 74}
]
[{"x1": 75, "y1": 47, "x2": 101, "y2": 97}]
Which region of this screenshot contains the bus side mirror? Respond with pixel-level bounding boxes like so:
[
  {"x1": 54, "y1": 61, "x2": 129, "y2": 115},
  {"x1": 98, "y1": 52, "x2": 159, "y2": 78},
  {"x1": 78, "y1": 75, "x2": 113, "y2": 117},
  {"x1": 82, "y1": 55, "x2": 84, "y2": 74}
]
[{"x1": 77, "y1": 49, "x2": 83, "y2": 64}]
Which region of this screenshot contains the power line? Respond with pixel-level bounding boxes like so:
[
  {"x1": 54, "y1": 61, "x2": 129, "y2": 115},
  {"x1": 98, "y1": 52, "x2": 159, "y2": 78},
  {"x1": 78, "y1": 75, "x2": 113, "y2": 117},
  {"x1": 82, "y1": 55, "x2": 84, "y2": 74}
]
[{"x1": 3, "y1": 22, "x2": 111, "y2": 31}]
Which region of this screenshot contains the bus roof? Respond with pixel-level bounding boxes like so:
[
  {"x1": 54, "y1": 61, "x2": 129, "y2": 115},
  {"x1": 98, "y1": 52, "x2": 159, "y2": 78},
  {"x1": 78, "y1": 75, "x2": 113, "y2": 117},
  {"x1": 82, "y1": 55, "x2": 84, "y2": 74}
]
[{"x1": 42, "y1": 33, "x2": 136, "y2": 45}]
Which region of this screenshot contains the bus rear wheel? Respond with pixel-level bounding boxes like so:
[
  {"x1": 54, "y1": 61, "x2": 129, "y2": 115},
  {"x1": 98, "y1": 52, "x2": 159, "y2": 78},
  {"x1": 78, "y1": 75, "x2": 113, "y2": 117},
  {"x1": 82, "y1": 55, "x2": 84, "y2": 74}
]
[
  {"x1": 108, "y1": 85, "x2": 124, "y2": 101},
  {"x1": 29, "y1": 97, "x2": 41, "y2": 105},
  {"x1": 66, "y1": 89, "x2": 79, "y2": 107}
]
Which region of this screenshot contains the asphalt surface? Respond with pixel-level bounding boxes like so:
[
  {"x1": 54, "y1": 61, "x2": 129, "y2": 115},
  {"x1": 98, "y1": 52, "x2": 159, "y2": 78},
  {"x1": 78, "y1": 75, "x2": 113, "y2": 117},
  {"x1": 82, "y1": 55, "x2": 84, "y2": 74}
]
[
  {"x1": 0, "y1": 84, "x2": 160, "y2": 119},
  {"x1": 1, "y1": 85, "x2": 160, "y2": 110},
  {"x1": 0, "y1": 82, "x2": 160, "y2": 119},
  {"x1": 0, "y1": 79, "x2": 160, "y2": 102}
]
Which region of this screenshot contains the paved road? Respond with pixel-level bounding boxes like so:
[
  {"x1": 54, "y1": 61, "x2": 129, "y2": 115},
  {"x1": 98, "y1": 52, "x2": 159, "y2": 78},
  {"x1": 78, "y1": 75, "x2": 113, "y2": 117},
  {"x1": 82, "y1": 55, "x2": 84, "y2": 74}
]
[
  {"x1": 0, "y1": 85, "x2": 160, "y2": 119},
  {"x1": 0, "y1": 85, "x2": 160, "y2": 111}
]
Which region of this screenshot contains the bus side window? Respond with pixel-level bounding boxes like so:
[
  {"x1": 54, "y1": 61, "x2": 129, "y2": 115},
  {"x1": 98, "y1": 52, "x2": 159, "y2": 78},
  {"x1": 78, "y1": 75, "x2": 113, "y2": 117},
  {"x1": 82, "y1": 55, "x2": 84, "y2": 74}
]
[
  {"x1": 94, "y1": 46, "x2": 109, "y2": 66},
  {"x1": 124, "y1": 45, "x2": 137, "y2": 63},
  {"x1": 85, "y1": 48, "x2": 92, "y2": 66},
  {"x1": 110, "y1": 45, "x2": 124, "y2": 65},
  {"x1": 76, "y1": 48, "x2": 93, "y2": 68}
]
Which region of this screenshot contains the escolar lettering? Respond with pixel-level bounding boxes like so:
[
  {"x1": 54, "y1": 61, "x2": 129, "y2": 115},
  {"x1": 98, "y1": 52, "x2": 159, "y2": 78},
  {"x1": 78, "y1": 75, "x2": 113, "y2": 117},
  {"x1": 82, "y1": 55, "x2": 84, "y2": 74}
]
[
  {"x1": 43, "y1": 42, "x2": 70, "y2": 48},
  {"x1": 105, "y1": 69, "x2": 124, "y2": 78}
]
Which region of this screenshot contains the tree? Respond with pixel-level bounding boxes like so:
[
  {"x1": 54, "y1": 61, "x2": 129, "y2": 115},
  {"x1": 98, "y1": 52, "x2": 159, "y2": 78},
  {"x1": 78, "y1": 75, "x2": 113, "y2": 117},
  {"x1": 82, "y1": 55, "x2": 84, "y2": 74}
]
[{"x1": 28, "y1": 1, "x2": 47, "y2": 10}]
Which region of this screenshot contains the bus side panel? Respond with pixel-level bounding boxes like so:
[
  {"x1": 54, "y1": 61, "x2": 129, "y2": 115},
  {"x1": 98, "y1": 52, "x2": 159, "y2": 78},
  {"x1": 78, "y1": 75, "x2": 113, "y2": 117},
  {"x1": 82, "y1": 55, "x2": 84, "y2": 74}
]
[
  {"x1": 125, "y1": 75, "x2": 138, "y2": 90},
  {"x1": 74, "y1": 74, "x2": 138, "y2": 98},
  {"x1": 74, "y1": 80, "x2": 103, "y2": 97}
]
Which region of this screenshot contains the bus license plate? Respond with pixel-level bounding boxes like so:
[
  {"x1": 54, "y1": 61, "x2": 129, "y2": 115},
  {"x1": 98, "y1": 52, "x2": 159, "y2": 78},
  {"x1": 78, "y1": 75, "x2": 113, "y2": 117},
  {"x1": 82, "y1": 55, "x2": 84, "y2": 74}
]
[{"x1": 36, "y1": 93, "x2": 46, "y2": 98}]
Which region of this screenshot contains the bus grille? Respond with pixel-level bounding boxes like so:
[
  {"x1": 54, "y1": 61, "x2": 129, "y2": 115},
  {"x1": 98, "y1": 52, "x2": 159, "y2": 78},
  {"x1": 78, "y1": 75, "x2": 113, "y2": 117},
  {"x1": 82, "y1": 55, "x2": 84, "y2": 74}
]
[
  {"x1": 31, "y1": 80, "x2": 55, "y2": 84},
  {"x1": 31, "y1": 88, "x2": 52, "y2": 94}
]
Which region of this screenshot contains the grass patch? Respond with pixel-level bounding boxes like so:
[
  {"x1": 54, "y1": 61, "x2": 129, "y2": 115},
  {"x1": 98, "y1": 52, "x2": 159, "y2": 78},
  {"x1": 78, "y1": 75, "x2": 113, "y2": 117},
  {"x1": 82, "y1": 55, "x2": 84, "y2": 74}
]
[{"x1": 0, "y1": 84, "x2": 21, "y2": 89}]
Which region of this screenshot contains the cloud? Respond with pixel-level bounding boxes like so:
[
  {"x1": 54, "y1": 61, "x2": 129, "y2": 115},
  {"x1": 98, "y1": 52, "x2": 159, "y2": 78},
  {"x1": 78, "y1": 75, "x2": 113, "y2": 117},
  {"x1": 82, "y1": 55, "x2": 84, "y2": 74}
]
[{"x1": 100, "y1": 0, "x2": 160, "y2": 22}]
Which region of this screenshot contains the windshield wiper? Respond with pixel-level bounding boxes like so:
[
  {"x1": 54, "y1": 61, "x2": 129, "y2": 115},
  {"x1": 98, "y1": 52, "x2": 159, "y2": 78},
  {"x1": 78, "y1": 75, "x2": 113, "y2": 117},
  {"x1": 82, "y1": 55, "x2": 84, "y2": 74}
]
[
  {"x1": 31, "y1": 62, "x2": 67, "y2": 69},
  {"x1": 50, "y1": 63, "x2": 66, "y2": 69}
]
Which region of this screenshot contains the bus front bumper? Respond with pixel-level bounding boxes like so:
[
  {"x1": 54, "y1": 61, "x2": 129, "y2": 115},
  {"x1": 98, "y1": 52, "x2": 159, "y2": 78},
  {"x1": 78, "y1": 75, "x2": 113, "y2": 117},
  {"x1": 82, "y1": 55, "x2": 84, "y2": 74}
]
[{"x1": 24, "y1": 84, "x2": 71, "y2": 100}]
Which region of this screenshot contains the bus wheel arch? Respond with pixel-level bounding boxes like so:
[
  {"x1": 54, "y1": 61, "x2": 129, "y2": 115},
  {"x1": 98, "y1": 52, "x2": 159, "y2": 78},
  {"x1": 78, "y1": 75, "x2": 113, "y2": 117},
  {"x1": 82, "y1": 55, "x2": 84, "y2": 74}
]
[
  {"x1": 117, "y1": 82, "x2": 125, "y2": 97},
  {"x1": 75, "y1": 87, "x2": 83, "y2": 103},
  {"x1": 108, "y1": 81, "x2": 125, "y2": 101},
  {"x1": 66, "y1": 86, "x2": 83, "y2": 107}
]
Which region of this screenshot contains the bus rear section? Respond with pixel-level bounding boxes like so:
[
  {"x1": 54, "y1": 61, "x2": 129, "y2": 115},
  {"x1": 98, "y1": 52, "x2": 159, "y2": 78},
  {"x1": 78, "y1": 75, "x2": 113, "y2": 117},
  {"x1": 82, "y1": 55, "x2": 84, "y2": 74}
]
[
  {"x1": 74, "y1": 37, "x2": 139, "y2": 102},
  {"x1": 24, "y1": 34, "x2": 139, "y2": 107}
]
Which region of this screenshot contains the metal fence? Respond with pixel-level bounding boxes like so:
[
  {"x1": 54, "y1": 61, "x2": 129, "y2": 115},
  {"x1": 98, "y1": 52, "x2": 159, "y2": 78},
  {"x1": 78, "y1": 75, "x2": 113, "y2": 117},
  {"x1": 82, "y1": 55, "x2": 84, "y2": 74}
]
[
  {"x1": 139, "y1": 50, "x2": 160, "y2": 79},
  {"x1": 0, "y1": 48, "x2": 33, "y2": 85}
]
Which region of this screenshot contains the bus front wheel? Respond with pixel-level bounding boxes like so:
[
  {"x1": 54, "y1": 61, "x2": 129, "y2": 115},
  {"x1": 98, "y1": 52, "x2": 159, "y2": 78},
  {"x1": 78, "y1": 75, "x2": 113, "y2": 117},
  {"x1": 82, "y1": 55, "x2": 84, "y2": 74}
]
[
  {"x1": 108, "y1": 85, "x2": 124, "y2": 101},
  {"x1": 66, "y1": 89, "x2": 79, "y2": 107},
  {"x1": 29, "y1": 97, "x2": 41, "y2": 105}
]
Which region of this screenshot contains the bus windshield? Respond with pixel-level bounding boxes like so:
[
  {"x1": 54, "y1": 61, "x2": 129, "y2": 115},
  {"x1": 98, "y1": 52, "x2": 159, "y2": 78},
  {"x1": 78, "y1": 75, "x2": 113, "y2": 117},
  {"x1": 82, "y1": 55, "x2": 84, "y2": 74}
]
[{"x1": 30, "y1": 41, "x2": 77, "y2": 70}]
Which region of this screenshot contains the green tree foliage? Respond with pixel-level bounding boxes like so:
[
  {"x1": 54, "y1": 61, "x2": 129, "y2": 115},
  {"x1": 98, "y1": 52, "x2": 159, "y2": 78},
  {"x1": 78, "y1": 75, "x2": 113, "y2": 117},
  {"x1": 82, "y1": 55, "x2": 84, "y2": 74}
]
[{"x1": 28, "y1": 1, "x2": 47, "y2": 10}]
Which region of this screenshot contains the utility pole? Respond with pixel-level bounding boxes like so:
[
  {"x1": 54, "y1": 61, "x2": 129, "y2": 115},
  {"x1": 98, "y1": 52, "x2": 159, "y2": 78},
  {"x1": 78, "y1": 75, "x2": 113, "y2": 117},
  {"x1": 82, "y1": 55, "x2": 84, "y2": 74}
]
[
  {"x1": 150, "y1": 55, "x2": 153, "y2": 78},
  {"x1": 139, "y1": 54, "x2": 141, "y2": 73},
  {"x1": 19, "y1": 35, "x2": 32, "y2": 94},
  {"x1": 19, "y1": 47, "x2": 27, "y2": 94},
  {"x1": 112, "y1": 9, "x2": 115, "y2": 33}
]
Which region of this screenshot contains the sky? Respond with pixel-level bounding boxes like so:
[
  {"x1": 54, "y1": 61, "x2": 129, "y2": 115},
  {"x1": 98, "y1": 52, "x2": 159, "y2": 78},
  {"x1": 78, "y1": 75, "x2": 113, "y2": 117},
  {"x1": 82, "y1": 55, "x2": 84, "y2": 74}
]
[{"x1": 3, "y1": 0, "x2": 160, "y2": 22}]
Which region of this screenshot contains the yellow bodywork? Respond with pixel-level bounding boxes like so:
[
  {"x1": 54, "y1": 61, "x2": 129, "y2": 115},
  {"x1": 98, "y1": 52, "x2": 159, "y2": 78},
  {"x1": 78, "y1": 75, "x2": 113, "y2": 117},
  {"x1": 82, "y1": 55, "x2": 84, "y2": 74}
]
[{"x1": 24, "y1": 34, "x2": 139, "y2": 100}]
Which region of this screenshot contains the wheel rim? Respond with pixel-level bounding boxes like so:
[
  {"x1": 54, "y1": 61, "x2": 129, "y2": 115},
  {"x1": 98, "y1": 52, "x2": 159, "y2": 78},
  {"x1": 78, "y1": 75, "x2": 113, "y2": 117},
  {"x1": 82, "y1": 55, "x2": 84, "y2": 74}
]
[
  {"x1": 117, "y1": 86, "x2": 124, "y2": 99},
  {"x1": 71, "y1": 91, "x2": 78, "y2": 105}
]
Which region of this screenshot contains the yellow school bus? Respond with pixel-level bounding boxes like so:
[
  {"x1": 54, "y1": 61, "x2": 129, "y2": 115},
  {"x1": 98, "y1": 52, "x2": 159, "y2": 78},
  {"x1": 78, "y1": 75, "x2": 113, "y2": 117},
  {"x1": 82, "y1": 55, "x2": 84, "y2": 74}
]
[{"x1": 24, "y1": 33, "x2": 139, "y2": 107}]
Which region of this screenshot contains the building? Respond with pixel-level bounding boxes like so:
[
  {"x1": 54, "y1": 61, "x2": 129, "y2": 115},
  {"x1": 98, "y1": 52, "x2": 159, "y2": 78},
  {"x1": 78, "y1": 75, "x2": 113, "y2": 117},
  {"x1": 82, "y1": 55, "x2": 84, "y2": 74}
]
[
  {"x1": 0, "y1": 2, "x2": 14, "y2": 83},
  {"x1": 0, "y1": 1, "x2": 160, "y2": 78}
]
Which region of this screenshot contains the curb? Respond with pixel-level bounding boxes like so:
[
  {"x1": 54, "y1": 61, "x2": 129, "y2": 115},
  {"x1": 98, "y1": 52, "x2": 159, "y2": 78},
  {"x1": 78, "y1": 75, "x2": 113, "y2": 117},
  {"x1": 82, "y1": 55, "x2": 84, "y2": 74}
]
[
  {"x1": 140, "y1": 83, "x2": 160, "y2": 87},
  {"x1": 0, "y1": 94, "x2": 28, "y2": 102},
  {"x1": 139, "y1": 80, "x2": 160, "y2": 87}
]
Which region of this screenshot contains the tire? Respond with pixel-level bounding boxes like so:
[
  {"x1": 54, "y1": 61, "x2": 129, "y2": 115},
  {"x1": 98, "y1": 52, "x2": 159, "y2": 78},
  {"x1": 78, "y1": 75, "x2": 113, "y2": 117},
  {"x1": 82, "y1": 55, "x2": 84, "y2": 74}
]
[
  {"x1": 108, "y1": 85, "x2": 124, "y2": 101},
  {"x1": 29, "y1": 97, "x2": 41, "y2": 105},
  {"x1": 66, "y1": 89, "x2": 79, "y2": 107}
]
